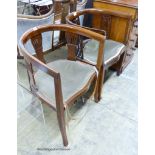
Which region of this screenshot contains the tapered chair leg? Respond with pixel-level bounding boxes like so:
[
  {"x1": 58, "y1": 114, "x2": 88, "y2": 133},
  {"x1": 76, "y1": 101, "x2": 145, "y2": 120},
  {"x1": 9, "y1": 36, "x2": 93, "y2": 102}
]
[
  {"x1": 54, "y1": 74, "x2": 68, "y2": 146},
  {"x1": 94, "y1": 64, "x2": 105, "y2": 102},
  {"x1": 57, "y1": 110, "x2": 68, "y2": 146},
  {"x1": 97, "y1": 65, "x2": 105, "y2": 100},
  {"x1": 117, "y1": 51, "x2": 126, "y2": 76},
  {"x1": 111, "y1": 50, "x2": 126, "y2": 76}
]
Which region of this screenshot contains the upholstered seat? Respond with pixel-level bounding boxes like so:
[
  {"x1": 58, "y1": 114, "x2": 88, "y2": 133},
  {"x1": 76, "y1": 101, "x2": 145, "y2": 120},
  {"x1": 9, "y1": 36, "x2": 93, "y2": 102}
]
[
  {"x1": 83, "y1": 39, "x2": 125, "y2": 66},
  {"x1": 35, "y1": 59, "x2": 96, "y2": 107}
]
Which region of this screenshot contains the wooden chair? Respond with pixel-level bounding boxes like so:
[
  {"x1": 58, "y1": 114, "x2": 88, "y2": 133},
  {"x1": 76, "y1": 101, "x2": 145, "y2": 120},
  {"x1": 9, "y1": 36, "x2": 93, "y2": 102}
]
[
  {"x1": 18, "y1": 24, "x2": 105, "y2": 146},
  {"x1": 66, "y1": 8, "x2": 133, "y2": 76},
  {"x1": 53, "y1": 0, "x2": 87, "y2": 45},
  {"x1": 17, "y1": 3, "x2": 54, "y2": 58}
]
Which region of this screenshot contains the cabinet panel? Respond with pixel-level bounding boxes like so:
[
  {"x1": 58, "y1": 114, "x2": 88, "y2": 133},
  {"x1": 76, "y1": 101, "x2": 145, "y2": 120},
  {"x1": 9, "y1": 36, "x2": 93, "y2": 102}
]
[
  {"x1": 94, "y1": 1, "x2": 137, "y2": 19},
  {"x1": 93, "y1": 0, "x2": 138, "y2": 73},
  {"x1": 92, "y1": 15, "x2": 130, "y2": 43}
]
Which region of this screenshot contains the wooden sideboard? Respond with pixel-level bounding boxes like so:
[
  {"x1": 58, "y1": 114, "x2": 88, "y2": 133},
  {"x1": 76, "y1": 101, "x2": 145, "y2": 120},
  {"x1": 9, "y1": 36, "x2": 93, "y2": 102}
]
[{"x1": 93, "y1": 0, "x2": 138, "y2": 73}]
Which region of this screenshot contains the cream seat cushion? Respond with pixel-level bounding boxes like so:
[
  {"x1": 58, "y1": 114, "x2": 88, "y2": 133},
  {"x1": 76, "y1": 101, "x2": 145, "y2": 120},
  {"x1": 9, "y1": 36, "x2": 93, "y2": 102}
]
[
  {"x1": 35, "y1": 60, "x2": 96, "y2": 106},
  {"x1": 83, "y1": 39, "x2": 125, "y2": 65}
]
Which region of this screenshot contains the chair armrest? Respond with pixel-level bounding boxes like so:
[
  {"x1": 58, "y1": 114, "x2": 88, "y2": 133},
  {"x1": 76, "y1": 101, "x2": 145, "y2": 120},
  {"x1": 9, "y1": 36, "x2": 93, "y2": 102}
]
[{"x1": 19, "y1": 40, "x2": 59, "y2": 78}]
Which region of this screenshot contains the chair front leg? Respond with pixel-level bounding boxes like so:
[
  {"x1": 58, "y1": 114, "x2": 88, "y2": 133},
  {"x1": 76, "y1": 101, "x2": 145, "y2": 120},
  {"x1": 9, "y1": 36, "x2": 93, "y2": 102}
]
[
  {"x1": 94, "y1": 64, "x2": 105, "y2": 102},
  {"x1": 54, "y1": 75, "x2": 68, "y2": 146},
  {"x1": 116, "y1": 51, "x2": 126, "y2": 76},
  {"x1": 56, "y1": 108, "x2": 68, "y2": 146},
  {"x1": 111, "y1": 48, "x2": 126, "y2": 76}
]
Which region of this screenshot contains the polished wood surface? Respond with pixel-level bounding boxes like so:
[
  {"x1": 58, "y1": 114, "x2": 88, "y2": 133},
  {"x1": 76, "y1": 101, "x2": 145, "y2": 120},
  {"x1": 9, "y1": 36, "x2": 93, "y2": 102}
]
[
  {"x1": 95, "y1": 0, "x2": 138, "y2": 8},
  {"x1": 66, "y1": 8, "x2": 132, "y2": 44},
  {"x1": 94, "y1": 0, "x2": 137, "y2": 20},
  {"x1": 92, "y1": 10, "x2": 132, "y2": 44}
]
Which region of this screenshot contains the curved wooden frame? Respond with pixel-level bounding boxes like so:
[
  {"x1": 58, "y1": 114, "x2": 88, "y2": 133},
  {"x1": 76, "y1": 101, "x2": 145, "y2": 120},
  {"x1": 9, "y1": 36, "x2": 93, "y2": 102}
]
[
  {"x1": 19, "y1": 24, "x2": 105, "y2": 146},
  {"x1": 66, "y1": 8, "x2": 133, "y2": 96},
  {"x1": 66, "y1": 8, "x2": 132, "y2": 45}
]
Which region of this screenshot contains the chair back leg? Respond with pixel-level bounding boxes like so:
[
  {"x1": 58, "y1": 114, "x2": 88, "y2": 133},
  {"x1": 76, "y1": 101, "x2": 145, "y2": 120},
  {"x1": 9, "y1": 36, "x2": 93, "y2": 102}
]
[{"x1": 110, "y1": 48, "x2": 126, "y2": 76}]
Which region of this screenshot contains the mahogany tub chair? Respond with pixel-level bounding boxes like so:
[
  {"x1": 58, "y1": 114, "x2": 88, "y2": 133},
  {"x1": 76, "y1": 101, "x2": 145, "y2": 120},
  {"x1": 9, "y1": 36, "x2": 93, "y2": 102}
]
[
  {"x1": 19, "y1": 24, "x2": 105, "y2": 146},
  {"x1": 66, "y1": 8, "x2": 132, "y2": 76}
]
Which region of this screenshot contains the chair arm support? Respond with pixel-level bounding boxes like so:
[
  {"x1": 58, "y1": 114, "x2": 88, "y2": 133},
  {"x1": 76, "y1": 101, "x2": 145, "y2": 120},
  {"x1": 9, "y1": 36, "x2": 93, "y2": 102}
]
[
  {"x1": 19, "y1": 43, "x2": 59, "y2": 78},
  {"x1": 19, "y1": 44, "x2": 64, "y2": 108}
]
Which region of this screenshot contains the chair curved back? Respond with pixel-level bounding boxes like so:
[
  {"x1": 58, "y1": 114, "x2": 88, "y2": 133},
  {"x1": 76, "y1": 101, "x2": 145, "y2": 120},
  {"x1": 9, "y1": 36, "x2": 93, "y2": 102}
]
[
  {"x1": 19, "y1": 24, "x2": 105, "y2": 69},
  {"x1": 66, "y1": 8, "x2": 132, "y2": 44},
  {"x1": 17, "y1": 7, "x2": 54, "y2": 55}
]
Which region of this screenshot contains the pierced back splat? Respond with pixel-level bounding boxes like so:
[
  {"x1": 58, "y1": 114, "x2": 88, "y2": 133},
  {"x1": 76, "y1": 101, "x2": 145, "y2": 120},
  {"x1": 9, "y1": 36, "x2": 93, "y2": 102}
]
[
  {"x1": 92, "y1": 14, "x2": 112, "y2": 39},
  {"x1": 65, "y1": 32, "x2": 79, "y2": 60},
  {"x1": 31, "y1": 33, "x2": 45, "y2": 63}
]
